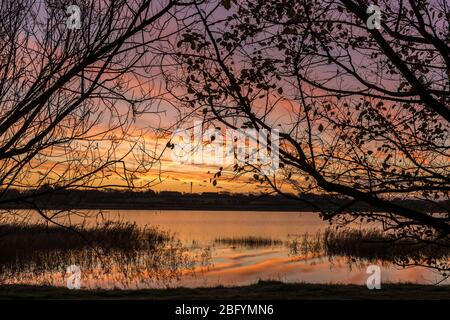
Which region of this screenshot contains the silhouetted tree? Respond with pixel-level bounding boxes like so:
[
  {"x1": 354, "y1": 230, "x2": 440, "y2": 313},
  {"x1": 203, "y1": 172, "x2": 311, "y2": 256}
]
[
  {"x1": 0, "y1": 0, "x2": 191, "y2": 221},
  {"x1": 166, "y1": 0, "x2": 450, "y2": 271}
]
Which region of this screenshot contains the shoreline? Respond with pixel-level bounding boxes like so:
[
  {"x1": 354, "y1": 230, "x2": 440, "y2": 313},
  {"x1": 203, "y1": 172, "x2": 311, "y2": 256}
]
[
  {"x1": 1, "y1": 190, "x2": 446, "y2": 213},
  {"x1": 0, "y1": 205, "x2": 311, "y2": 212},
  {"x1": 1, "y1": 281, "x2": 449, "y2": 300},
  {"x1": 1, "y1": 205, "x2": 447, "y2": 213}
]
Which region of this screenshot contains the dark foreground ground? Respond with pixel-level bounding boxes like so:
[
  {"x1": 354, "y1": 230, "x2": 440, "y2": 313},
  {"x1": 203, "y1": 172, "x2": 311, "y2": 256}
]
[{"x1": 1, "y1": 281, "x2": 449, "y2": 300}]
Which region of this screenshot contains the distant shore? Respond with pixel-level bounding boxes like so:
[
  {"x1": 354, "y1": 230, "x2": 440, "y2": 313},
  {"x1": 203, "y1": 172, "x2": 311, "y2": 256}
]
[
  {"x1": 1, "y1": 281, "x2": 449, "y2": 299},
  {"x1": 1, "y1": 189, "x2": 447, "y2": 212},
  {"x1": 0, "y1": 203, "x2": 312, "y2": 212}
]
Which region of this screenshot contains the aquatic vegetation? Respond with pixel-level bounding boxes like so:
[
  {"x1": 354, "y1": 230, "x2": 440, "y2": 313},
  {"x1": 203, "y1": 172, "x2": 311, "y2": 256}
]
[
  {"x1": 288, "y1": 228, "x2": 450, "y2": 272},
  {"x1": 0, "y1": 221, "x2": 205, "y2": 289},
  {"x1": 214, "y1": 236, "x2": 283, "y2": 248}
]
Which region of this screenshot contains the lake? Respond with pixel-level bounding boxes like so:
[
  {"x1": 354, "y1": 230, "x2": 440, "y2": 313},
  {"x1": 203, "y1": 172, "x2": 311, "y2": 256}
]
[{"x1": 2, "y1": 210, "x2": 448, "y2": 289}]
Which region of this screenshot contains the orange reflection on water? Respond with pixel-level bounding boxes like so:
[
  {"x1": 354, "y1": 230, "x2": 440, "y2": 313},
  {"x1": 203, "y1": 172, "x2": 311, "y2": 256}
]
[{"x1": 4, "y1": 210, "x2": 449, "y2": 289}]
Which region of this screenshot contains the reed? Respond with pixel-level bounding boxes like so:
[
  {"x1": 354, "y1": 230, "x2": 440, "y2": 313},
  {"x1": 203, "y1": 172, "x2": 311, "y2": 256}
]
[
  {"x1": 288, "y1": 228, "x2": 450, "y2": 263},
  {"x1": 323, "y1": 228, "x2": 450, "y2": 261},
  {"x1": 214, "y1": 236, "x2": 283, "y2": 248},
  {"x1": 0, "y1": 221, "x2": 198, "y2": 288}
]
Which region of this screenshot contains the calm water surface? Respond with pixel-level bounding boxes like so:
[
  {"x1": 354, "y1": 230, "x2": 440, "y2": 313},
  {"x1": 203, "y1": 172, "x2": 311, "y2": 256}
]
[{"x1": 8, "y1": 210, "x2": 449, "y2": 288}]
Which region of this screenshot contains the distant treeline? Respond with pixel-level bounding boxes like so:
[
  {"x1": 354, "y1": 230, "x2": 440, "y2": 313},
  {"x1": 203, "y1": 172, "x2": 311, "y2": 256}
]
[{"x1": 0, "y1": 187, "x2": 448, "y2": 212}]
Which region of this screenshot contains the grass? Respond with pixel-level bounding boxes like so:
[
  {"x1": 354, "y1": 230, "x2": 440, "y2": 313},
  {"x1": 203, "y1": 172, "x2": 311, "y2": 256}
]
[
  {"x1": 287, "y1": 229, "x2": 450, "y2": 264},
  {"x1": 0, "y1": 280, "x2": 450, "y2": 300},
  {"x1": 0, "y1": 221, "x2": 198, "y2": 286},
  {"x1": 0, "y1": 221, "x2": 169, "y2": 256},
  {"x1": 323, "y1": 228, "x2": 450, "y2": 263},
  {"x1": 214, "y1": 236, "x2": 283, "y2": 248},
  {"x1": 0, "y1": 221, "x2": 173, "y2": 267}
]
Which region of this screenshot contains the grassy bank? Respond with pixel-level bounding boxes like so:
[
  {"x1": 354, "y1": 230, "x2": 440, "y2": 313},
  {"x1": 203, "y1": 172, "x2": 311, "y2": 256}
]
[{"x1": 1, "y1": 281, "x2": 449, "y2": 300}]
